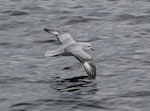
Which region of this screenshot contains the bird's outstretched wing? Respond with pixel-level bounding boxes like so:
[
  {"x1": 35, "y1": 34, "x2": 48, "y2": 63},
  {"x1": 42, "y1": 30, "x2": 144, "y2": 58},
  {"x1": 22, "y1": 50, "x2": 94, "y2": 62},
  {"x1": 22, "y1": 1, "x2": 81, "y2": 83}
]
[
  {"x1": 70, "y1": 47, "x2": 96, "y2": 79},
  {"x1": 45, "y1": 47, "x2": 64, "y2": 57},
  {"x1": 44, "y1": 28, "x2": 75, "y2": 44}
]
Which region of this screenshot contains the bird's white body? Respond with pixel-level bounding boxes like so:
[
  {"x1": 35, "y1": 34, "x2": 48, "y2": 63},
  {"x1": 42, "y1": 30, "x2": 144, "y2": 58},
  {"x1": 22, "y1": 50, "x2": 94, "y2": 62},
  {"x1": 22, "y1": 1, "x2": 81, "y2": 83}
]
[{"x1": 44, "y1": 28, "x2": 96, "y2": 79}]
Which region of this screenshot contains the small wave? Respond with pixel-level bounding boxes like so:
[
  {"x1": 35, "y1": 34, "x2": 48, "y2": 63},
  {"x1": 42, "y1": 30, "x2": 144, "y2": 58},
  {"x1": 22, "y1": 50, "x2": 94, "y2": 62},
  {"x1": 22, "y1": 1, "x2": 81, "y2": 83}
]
[
  {"x1": 120, "y1": 91, "x2": 150, "y2": 97},
  {"x1": 11, "y1": 103, "x2": 32, "y2": 107},
  {"x1": 0, "y1": 21, "x2": 28, "y2": 30},
  {"x1": 33, "y1": 40, "x2": 58, "y2": 44},
  {"x1": 2, "y1": 10, "x2": 29, "y2": 16},
  {"x1": 0, "y1": 42, "x2": 26, "y2": 49},
  {"x1": 64, "y1": 16, "x2": 99, "y2": 25},
  {"x1": 112, "y1": 14, "x2": 150, "y2": 24},
  {"x1": 88, "y1": 12, "x2": 111, "y2": 17}
]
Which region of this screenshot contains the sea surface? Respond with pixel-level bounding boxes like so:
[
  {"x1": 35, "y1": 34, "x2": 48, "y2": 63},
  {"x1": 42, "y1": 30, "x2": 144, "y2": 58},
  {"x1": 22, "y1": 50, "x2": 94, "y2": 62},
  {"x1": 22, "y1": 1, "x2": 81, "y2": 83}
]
[{"x1": 0, "y1": 0, "x2": 150, "y2": 111}]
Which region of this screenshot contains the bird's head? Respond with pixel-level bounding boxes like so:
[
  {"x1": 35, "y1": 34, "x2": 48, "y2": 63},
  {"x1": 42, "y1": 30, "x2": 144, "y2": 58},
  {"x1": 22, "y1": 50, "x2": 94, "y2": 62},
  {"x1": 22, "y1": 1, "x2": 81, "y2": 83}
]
[{"x1": 82, "y1": 43, "x2": 95, "y2": 51}]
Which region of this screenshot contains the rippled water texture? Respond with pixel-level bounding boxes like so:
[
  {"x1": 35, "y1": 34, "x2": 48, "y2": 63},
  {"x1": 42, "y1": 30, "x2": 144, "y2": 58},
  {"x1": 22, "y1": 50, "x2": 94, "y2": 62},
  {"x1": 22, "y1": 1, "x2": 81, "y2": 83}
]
[{"x1": 0, "y1": 0, "x2": 150, "y2": 111}]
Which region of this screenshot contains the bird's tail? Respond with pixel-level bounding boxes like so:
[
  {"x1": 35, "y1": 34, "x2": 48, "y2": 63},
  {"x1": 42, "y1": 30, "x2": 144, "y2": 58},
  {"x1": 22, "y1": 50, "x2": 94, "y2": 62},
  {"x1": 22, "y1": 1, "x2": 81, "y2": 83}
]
[{"x1": 44, "y1": 28, "x2": 61, "y2": 36}]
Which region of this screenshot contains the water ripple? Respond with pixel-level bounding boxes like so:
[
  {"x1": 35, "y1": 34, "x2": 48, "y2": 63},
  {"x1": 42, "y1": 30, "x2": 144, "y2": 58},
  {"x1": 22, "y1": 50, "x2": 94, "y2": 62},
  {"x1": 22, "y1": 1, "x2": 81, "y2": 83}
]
[{"x1": 0, "y1": 0, "x2": 150, "y2": 111}]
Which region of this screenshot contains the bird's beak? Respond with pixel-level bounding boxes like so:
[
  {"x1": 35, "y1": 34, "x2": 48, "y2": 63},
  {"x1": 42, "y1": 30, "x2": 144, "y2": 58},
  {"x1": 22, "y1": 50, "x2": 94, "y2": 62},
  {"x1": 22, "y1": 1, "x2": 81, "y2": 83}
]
[{"x1": 91, "y1": 47, "x2": 95, "y2": 51}]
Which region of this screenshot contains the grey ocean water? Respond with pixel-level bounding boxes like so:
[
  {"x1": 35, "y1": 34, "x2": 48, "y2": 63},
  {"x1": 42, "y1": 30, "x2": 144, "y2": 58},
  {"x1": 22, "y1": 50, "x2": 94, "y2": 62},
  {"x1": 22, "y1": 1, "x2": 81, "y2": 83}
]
[{"x1": 0, "y1": 0, "x2": 150, "y2": 111}]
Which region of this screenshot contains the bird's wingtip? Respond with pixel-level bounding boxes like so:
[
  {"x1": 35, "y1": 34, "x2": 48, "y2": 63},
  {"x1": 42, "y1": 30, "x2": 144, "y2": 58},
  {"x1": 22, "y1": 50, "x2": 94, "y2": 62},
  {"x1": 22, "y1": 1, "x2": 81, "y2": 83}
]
[
  {"x1": 44, "y1": 28, "x2": 49, "y2": 32},
  {"x1": 44, "y1": 28, "x2": 60, "y2": 35},
  {"x1": 83, "y1": 61, "x2": 96, "y2": 80}
]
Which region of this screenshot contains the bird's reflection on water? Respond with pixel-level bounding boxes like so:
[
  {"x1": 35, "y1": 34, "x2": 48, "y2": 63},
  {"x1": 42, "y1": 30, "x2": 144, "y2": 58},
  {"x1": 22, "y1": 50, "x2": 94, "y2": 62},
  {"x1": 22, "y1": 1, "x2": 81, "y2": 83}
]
[{"x1": 50, "y1": 76, "x2": 98, "y2": 94}]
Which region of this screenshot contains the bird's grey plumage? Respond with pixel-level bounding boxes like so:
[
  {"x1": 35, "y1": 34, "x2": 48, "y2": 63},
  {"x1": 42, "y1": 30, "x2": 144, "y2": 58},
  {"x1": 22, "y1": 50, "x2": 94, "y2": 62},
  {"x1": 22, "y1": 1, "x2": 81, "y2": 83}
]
[
  {"x1": 45, "y1": 47, "x2": 64, "y2": 57},
  {"x1": 44, "y1": 28, "x2": 96, "y2": 79},
  {"x1": 44, "y1": 28, "x2": 75, "y2": 44}
]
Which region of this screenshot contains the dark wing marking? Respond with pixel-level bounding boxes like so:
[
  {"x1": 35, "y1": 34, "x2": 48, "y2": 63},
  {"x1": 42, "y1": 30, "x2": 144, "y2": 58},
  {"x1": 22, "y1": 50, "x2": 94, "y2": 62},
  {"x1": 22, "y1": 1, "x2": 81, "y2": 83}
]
[
  {"x1": 83, "y1": 61, "x2": 96, "y2": 79},
  {"x1": 71, "y1": 47, "x2": 96, "y2": 79}
]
